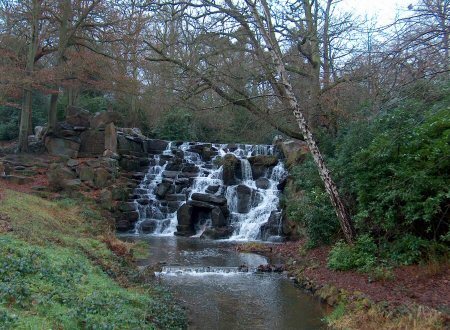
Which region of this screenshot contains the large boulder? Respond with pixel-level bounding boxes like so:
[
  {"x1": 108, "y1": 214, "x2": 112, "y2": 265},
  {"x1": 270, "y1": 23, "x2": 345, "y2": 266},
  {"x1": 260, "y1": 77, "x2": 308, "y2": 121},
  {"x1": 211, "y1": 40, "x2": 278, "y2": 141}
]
[
  {"x1": 222, "y1": 154, "x2": 241, "y2": 185},
  {"x1": 236, "y1": 184, "x2": 254, "y2": 214},
  {"x1": 94, "y1": 168, "x2": 110, "y2": 188},
  {"x1": 147, "y1": 139, "x2": 169, "y2": 153},
  {"x1": 248, "y1": 155, "x2": 279, "y2": 179},
  {"x1": 90, "y1": 111, "x2": 122, "y2": 129},
  {"x1": 66, "y1": 106, "x2": 91, "y2": 128},
  {"x1": 79, "y1": 130, "x2": 105, "y2": 156},
  {"x1": 276, "y1": 138, "x2": 309, "y2": 166},
  {"x1": 191, "y1": 193, "x2": 227, "y2": 206},
  {"x1": 104, "y1": 122, "x2": 118, "y2": 153},
  {"x1": 117, "y1": 135, "x2": 143, "y2": 155},
  {"x1": 211, "y1": 207, "x2": 227, "y2": 227},
  {"x1": 44, "y1": 137, "x2": 80, "y2": 158},
  {"x1": 47, "y1": 164, "x2": 77, "y2": 191}
]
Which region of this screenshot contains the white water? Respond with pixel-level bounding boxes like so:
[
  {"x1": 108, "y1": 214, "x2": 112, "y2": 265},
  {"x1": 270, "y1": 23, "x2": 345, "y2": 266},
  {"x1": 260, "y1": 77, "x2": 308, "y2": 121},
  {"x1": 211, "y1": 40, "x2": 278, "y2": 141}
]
[{"x1": 132, "y1": 141, "x2": 287, "y2": 241}]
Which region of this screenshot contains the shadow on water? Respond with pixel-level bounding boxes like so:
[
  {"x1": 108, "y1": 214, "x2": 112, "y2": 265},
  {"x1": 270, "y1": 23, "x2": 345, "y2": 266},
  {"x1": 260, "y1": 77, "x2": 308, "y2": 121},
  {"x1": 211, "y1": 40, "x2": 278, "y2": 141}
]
[{"x1": 120, "y1": 235, "x2": 327, "y2": 330}]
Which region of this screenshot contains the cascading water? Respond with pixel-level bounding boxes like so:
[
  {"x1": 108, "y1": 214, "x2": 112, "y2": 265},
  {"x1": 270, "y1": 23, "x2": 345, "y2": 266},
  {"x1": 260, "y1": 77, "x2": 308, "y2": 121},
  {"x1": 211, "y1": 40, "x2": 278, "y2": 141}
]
[{"x1": 131, "y1": 141, "x2": 287, "y2": 241}]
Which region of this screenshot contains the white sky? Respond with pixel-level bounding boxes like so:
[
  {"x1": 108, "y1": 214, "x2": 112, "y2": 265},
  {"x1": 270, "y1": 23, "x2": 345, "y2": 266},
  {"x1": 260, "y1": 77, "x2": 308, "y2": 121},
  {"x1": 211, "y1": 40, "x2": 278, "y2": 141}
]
[{"x1": 337, "y1": 0, "x2": 415, "y2": 26}]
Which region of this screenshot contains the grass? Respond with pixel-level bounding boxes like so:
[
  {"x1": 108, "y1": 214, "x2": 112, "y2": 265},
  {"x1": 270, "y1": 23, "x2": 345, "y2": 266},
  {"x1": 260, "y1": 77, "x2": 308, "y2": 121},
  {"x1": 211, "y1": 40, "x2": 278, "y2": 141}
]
[{"x1": 0, "y1": 189, "x2": 187, "y2": 329}]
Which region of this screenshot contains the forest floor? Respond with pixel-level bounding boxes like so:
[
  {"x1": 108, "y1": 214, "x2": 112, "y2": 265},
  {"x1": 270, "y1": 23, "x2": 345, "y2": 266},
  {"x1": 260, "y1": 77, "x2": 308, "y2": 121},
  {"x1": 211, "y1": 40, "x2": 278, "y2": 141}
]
[{"x1": 237, "y1": 240, "x2": 450, "y2": 329}]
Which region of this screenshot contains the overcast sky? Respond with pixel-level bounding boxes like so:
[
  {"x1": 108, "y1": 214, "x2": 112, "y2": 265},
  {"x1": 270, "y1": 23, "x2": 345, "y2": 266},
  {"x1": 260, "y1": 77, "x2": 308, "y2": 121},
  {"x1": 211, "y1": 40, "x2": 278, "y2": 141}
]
[{"x1": 337, "y1": 0, "x2": 415, "y2": 26}]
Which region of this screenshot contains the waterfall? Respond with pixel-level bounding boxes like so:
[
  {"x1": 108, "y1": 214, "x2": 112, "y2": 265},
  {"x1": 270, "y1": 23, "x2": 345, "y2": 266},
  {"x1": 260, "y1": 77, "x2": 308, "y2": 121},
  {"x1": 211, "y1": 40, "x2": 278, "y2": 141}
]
[{"x1": 131, "y1": 141, "x2": 287, "y2": 241}]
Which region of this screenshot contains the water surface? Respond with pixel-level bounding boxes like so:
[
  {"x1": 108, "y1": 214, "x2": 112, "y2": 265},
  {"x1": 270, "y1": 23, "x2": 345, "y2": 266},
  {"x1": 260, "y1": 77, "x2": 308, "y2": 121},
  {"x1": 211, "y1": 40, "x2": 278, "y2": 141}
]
[{"x1": 122, "y1": 235, "x2": 327, "y2": 330}]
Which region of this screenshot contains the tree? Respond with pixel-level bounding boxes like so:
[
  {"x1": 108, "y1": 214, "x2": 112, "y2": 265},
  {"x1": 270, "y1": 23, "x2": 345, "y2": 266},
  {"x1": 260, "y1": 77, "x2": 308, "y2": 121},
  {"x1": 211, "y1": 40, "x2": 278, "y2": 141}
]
[{"x1": 18, "y1": 0, "x2": 41, "y2": 152}]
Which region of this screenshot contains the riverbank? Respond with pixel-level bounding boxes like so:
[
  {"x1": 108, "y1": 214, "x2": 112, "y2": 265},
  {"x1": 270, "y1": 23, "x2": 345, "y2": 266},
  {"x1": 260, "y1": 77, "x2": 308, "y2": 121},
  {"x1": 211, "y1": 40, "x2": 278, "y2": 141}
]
[
  {"x1": 0, "y1": 188, "x2": 187, "y2": 329},
  {"x1": 237, "y1": 240, "x2": 449, "y2": 329}
]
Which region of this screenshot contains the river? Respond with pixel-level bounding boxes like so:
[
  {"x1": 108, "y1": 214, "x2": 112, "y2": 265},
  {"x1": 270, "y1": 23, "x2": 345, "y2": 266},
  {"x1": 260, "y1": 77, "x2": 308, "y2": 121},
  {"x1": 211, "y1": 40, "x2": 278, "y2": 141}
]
[{"x1": 121, "y1": 235, "x2": 327, "y2": 330}]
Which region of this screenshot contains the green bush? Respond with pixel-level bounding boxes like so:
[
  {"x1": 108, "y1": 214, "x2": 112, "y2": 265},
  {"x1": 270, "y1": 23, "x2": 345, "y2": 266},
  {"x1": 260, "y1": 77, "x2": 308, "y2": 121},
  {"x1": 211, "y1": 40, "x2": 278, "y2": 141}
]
[
  {"x1": 328, "y1": 235, "x2": 377, "y2": 272},
  {"x1": 154, "y1": 107, "x2": 198, "y2": 141},
  {"x1": 286, "y1": 157, "x2": 339, "y2": 247}
]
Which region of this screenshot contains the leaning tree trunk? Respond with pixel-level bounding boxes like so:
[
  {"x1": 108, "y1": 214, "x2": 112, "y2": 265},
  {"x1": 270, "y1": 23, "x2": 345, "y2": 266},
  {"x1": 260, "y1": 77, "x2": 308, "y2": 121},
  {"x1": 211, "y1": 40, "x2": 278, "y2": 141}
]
[{"x1": 250, "y1": 0, "x2": 356, "y2": 243}]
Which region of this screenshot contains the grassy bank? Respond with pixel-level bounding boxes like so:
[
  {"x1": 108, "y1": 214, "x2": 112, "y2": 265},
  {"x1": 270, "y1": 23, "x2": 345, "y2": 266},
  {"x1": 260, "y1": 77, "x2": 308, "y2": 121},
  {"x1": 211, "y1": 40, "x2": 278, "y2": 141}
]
[{"x1": 0, "y1": 189, "x2": 187, "y2": 329}]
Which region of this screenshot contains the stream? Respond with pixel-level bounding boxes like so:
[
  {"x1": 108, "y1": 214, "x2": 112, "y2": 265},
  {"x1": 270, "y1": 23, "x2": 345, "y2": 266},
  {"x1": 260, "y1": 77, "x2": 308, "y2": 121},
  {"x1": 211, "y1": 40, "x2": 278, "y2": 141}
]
[{"x1": 121, "y1": 235, "x2": 327, "y2": 330}]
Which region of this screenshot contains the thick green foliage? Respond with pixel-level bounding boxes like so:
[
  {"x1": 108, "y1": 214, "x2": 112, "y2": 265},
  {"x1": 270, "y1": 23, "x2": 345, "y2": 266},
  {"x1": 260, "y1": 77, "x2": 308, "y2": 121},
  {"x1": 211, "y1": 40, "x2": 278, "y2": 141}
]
[
  {"x1": 327, "y1": 235, "x2": 377, "y2": 272},
  {"x1": 286, "y1": 159, "x2": 339, "y2": 247},
  {"x1": 353, "y1": 104, "x2": 450, "y2": 239},
  {"x1": 286, "y1": 80, "x2": 450, "y2": 267},
  {"x1": 154, "y1": 108, "x2": 198, "y2": 141}
]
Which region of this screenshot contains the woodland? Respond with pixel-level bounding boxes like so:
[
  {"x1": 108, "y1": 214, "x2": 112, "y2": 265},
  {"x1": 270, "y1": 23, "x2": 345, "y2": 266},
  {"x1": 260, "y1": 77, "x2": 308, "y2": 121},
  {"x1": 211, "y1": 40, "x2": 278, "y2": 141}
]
[{"x1": 0, "y1": 0, "x2": 449, "y2": 329}]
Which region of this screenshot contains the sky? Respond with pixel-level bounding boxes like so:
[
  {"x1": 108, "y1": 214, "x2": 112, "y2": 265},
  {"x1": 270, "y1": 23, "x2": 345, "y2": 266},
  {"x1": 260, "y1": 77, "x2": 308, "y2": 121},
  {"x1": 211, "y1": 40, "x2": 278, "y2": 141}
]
[{"x1": 337, "y1": 0, "x2": 415, "y2": 26}]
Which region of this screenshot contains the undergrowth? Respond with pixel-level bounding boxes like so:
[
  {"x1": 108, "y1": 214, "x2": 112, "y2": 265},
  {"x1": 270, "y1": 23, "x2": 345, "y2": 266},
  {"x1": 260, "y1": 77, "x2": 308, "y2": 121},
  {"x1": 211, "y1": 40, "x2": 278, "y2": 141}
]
[{"x1": 0, "y1": 189, "x2": 187, "y2": 329}]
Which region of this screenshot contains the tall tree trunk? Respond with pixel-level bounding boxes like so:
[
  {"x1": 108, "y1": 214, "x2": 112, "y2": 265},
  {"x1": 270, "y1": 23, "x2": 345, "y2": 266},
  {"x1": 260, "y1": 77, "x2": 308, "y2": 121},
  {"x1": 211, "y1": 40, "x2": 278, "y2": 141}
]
[
  {"x1": 48, "y1": 0, "x2": 71, "y2": 127},
  {"x1": 48, "y1": 93, "x2": 58, "y2": 132},
  {"x1": 18, "y1": 90, "x2": 32, "y2": 152},
  {"x1": 18, "y1": 0, "x2": 41, "y2": 152},
  {"x1": 250, "y1": 0, "x2": 356, "y2": 243}
]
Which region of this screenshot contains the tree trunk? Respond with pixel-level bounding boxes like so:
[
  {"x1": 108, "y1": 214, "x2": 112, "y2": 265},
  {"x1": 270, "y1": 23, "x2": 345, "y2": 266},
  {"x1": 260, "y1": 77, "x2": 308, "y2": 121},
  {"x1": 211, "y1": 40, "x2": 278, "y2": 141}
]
[
  {"x1": 18, "y1": 90, "x2": 32, "y2": 152},
  {"x1": 48, "y1": 93, "x2": 58, "y2": 132},
  {"x1": 18, "y1": 0, "x2": 41, "y2": 152},
  {"x1": 251, "y1": 0, "x2": 356, "y2": 243}
]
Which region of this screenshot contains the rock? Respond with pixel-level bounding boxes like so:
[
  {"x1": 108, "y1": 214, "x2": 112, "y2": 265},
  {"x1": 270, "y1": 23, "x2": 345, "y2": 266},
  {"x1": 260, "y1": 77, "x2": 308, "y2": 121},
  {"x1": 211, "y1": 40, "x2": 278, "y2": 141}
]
[
  {"x1": 191, "y1": 193, "x2": 227, "y2": 205},
  {"x1": 94, "y1": 168, "x2": 110, "y2": 188},
  {"x1": 4, "y1": 175, "x2": 32, "y2": 185},
  {"x1": 162, "y1": 171, "x2": 179, "y2": 179},
  {"x1": 119, "y1": 158, "x2": 141, "y2": 172},
  {"x1": 64, "y1": 179, "x2": 81, "y2": 190},
  {"x1": 155, "y1": 182, "x2": 173, "y2": 199},
  {"x1": 104, "y1": 122, "x2": 118, "y2": 153},
  {"x1": 34, "y1": 126, "x2": 45, "y2": 140},
  {"x1": 99, "y1": 189, "x2": 113, "y2": 210},
  {"x1": 66, "y1": 106, "x2": 91, "y2": 128},
  {"x1": 211, "y1": 207, "x2": 227, "y2": 227},
  {"x1": 140, "y1": 220, "x2": 157, "y2": 234},
  {"x1": 67, "y1": 159, "x2": 79, "y2": 167},
  {"x1": 165, "y1": 194, "x2": 186, "y2": 201},
  {"x1": 147, "y1": 139, "x2": 169, "y2": 153},
  {"x1": 47, "y1": 166, "x2": 76, "y2": 191},
  {"x1": 205, "y1": 185, "x2": 220, "y2": 194},
  {"x1": 236, "y1": 184, "x2": 254, "y2": 214},
  {"x1": 103, "y1": 149, "x2": 120, "y2": 159},
  {"x1": 276, "y1": 139, "x2": 309, "y2": 166},
  {"x1": 248, "y1": 155, "x2": 279, "y2": 179},
  {"x1": 181, "y1": 164, "x2": 199, "y2": 173},
  {"x1": 117, "y1": 135, "x2": 143, "y2": 154},
  {"x1": 222, "y1": 154, "x2": 241, "y2": 185},
  {"x1": 187, "y1": 200, "x2": 216, "y2": 209},
  {"x1": 177, "y1": 204, "x2": 194, "y2": 229},
  {"x1": 201, "y1": 227, "x2": 233, "y2": 239},
  {"x1": 116, "y1": 219, "x2": 132, "y2": 232},
  {"x1": 174, "y1": 225, "x2": 194, "y2": 237},
  {"x1": 90, "y1": 111, "x2": 122, "y2": 129},
  {"x1": 45, "y1": 137, "x2": 80, "y2": 158},
  {"x1": 255, "y1": 177, "x2": 271, "y2": 189},
  {"x1": 79, "y1": 130, "x2": 105, "y2": 156},
  {"x1": 123, "y1": 211, "x2": 139, "y2": 223},
  {"x1": 78, "y1": 166, "x2": 95, "y2": 184},
  {"x1": 118, "y1": 201, "x2": 135, "y2": 212},
  {"x1": 111, "y1": 185, "x2": 128, "y2": 201}
]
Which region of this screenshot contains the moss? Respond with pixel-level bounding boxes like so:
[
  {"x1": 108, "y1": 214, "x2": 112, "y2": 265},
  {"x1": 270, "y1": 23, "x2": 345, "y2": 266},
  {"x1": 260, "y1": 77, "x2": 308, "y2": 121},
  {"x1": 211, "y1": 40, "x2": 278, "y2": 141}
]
[{"x1": 0, "y1": 189, "x2": 187, "y2": 329}]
